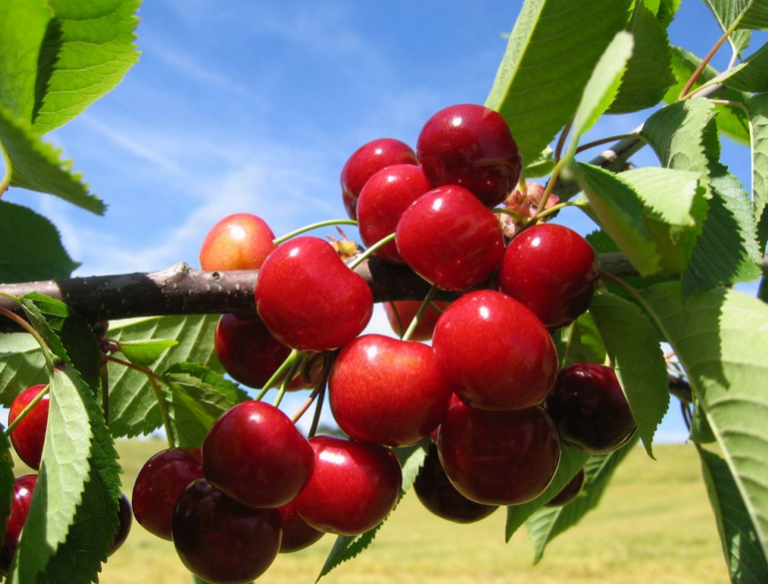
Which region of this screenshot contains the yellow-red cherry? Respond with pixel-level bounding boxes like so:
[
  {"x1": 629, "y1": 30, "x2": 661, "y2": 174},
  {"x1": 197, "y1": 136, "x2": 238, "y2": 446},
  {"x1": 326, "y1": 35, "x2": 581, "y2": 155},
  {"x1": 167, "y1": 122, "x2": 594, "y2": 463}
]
[
  {"x1": 9, "y1": 384, "x2": 49, "y2": 470},
  {"x1": 199, "y1": 213, "x2": 276, "y2": 271}
]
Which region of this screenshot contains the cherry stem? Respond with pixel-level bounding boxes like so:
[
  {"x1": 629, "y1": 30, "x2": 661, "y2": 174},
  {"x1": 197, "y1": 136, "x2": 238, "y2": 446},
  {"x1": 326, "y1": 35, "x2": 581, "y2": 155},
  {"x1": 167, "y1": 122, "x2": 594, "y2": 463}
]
[
  {"x1": 574, "y1": 134, "x2": 643, "y2": 155},
  {"x1": 493, "y1": 207, "x2": 523, "y2": 221},
  {"x1": 273, "y1": 355, "x2": 303, "y2": 409},
  {"x1": 293, "y1": 353, "x2": 333, "y2": 426},
  {"x1": 0, "y1": 305, "x2": 53, "y2": 367},
  {"x1": 255, "y1": 349, "x2": 301, "y2": 401},
  {"x1": 428, "y1": 300, "x2": 444, "y2": 314},
  {"x1": 388, "y1": 302, "x2": 405, "y2": 337},
  {"x1": 4, "y1": 384, "x2": 50, "y2": 436},
  {"x1": 347, "y1": 233, "x2": 396, "y2": 270},
  {"x1": 534, "y1": 157, "x2": 567, "y2": 219},
  {"x1": 530, "y1": 201, "x2": 583, "y2": 223},
  {"x1": 561, "y1": 321, "x2": 577, "y2": 369},
  {"x1": 273, "y1": 219, "x2": 359, "y2": 245},
  {"x1": 401, "y1": 284, "x2": 437, "y2": 342},
  {"x1": 308, "y1": 384, "x2": 326, "y2": 439},
  {"x1": 555, "y1": 117, "x2": 574, "y2": 162},
  {"x1": 678, "y1": 22, "x2": 737, "y2": 100}
]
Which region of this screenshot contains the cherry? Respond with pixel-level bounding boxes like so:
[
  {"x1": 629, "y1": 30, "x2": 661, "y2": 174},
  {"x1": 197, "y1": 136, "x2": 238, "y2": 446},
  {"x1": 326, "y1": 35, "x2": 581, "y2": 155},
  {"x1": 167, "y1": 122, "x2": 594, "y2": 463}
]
[
  {"x1": 341, "y1": 138, "x2": 418, "y2": 220},
  {"x1": 430, "y1": 393, "x2": 462, "y2": 442},
  {"x1": 202, "y1": 401, "x2": 314, "y2": 508},
  {"x1": 277, "y1": 501, "x2": 325, "y2": 553},
  {"x1": 432, "y1": 290, "x2": 558, "y2": 411},
  {"x1": 437, "y1": 401, "x2": 561, "y2": 505},
  {"x1": 384, "y1": 300, "x2": 448, "y2": 341},
  {"x1": 357, "y1": 164, "x2": 433, "y2": 264},
  {"x1": 329, "y1": 334, "x2": 452, "y2": 446},
  {"x1": 395, "y1": 186, "x2": 504, "y2": 291},
  {"x1": 172, "y1": 478, "x2": 281, "y2": 584},
  {"x1": 0, "y1": 474, "x2": 37, "y2": 574},
  {"x1": 132, "y1": 447, "x2": 204, "y2": 540},
  {"x1": 199, "y1": 213, "x2": 276, "y2": 271},
  {"x1": 417, "y1": 104, "x2": 522, "y2": 207},
  {"x1": 214, "y1": 313, "x2": 291, "y2": 389},
  {"x1": 109, "y1": 493, "x2": 133, "y2": 556},
  {"x1": 293, "y1": 436, "x2": 401, "y2": 536},
  {"x1": 414, "y1": 444, "x2": 498, "y2": 524},
  {"x1": 9, "y1": 384, "x2": 49, "y2": 470},
  {"x1": 255, "y1": 237, "x2": 373, "y2": 352},
  {"x1": 499, "y1": 224, "x2": 599, "y2": 329},
  {"x1": 545, "y1": 468, "x2": 586, "y2": 507},
  {"x1": 547, "y1": 363, "x2": 636, "y2": 455}
]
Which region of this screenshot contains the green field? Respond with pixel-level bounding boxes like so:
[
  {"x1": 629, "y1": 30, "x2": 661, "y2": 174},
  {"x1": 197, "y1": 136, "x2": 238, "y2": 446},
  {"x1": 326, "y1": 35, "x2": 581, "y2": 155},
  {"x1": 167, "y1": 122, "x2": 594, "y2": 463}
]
[{"x1": 17, "y1": 440, "x2": 727, "y2": 584}]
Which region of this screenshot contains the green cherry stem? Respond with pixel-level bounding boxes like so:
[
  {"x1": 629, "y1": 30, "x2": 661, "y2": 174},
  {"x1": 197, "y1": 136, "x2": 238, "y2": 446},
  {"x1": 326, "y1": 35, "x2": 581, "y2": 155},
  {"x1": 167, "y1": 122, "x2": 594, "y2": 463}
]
[
  {"x1": 428, "y1": 300, "x2": 445, "y2": 314},
  {"x1": 273, "y1": 220, "x2": 359, "y2": 245},
  {"x1": 347, "y1": 233, "x2": 396, "y2": 270},
  {"x1": 308, "y1": 384, "x2": 327, "y2": 439},
  {"x1": 293, "y1": 353, "x2": 334, "y2": 426},
  {"x1": 401, "y1": 284, "x2": 438, "y2": 342},
  {"x1": 4, "y1": 384, "x2": 50, "y2": 436},
  {"x1": 388, "y1": 302, "x2": 406, "y2": 337},
  {"x1": 561, "y1": 321, "x2": 577, "y2": 369},
  {"x1": 530, "y1": 200, "x2": 584, "y2": 223},
  {"x1": 254, "y1": 349, "x2": 301, "y2": 401},
  {"x1": 534, "y1": 157, "x2": 567, "y2": 219},
  {"x1": 273, "y1": 356, "x2": 303, "y2": 409},
  {"x1": 493, "y1": 207, "x2": 523, "y2": 221}
]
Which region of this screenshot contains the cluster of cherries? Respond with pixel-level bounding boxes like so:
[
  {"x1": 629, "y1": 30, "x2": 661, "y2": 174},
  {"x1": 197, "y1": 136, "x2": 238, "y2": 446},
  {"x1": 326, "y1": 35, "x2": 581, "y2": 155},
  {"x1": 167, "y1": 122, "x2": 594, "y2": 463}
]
[{"x1": 3, "y1": 104, "x2": 636, "y2": 584}]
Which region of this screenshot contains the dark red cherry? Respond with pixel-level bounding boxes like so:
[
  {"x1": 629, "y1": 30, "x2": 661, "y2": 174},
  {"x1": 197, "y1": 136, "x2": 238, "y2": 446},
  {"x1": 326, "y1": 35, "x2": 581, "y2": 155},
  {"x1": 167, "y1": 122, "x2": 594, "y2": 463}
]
[
  {"x1": 545, "y1": 468, "x2": 586, "y2": 507},
  {"x1": 293, "y1": 436, "x2": 401, "y2": 536},
  {"x1": 329, "y1": 334, "x2": 452, "y2": 446},
  {"x1": 9, "y1": 384, "x2": 49, "y2": 470},
  {"x1": 499, "y1": 224, "x2": 599, "y2": 329},
  {"x1": 199, "y1": 213, "x2": 276, "y2": 271},
  {"x1": 438, "y1": 402, "x2": 560, "y2": 505},
  {"x1": 414, "y1": 444, "x2": 497, "y2": 523},
  {"x1": 395, "y1": 186, "x2": 504, "y2": 291},
  {"x1": 417, "y1": 104, "x2": 522, "y2": 207},
  {"x1": 432, "y1": 290, "x2": 558, "y2": 411},
  {"x1": 0, "y1": 474, "x2": 37, "y2": 574},
  {"x1": 384, "y1": 300, "x2": 448, "y2": 341},
  {"x1": 341, "y1": 138, "x2": 418, "y2": 220},
  {"x1": 214, "y1": 313, "x2": 292, "y2": 389},
  {"x1": 132, "y1": 447, "x2": 204, "y2": 540},
  {"x1": 357, "y1": 164, "x2": 432, "y2": 264},
  {"x1": 547, "y1": 363, "x2": 636, "y2": 455},
  {"x1": 172, "y1": 479, "x2": 281, "y2": 584},
  {"x1": 277, "y1": 501, "x2": 324, "y2": 553},
  {"x1": 203, "y1": 401, "x2": 314, "y2": 508},
  {"x1": 430, "y1": 393, "x2": 462, "y2": 443},
  {"x1": 109, "y1": 493, "x2": 132, "y2": 556},
  {"x1": 255, "y1": 237, "x2": 373, "y2": 352}
]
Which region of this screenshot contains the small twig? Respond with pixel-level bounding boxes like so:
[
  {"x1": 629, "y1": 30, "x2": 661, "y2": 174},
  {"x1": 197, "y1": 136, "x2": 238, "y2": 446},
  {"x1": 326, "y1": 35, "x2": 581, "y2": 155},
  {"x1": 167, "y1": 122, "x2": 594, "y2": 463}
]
[{"x1": 679, "y1": 23, "x2": 737, "y2": 100}]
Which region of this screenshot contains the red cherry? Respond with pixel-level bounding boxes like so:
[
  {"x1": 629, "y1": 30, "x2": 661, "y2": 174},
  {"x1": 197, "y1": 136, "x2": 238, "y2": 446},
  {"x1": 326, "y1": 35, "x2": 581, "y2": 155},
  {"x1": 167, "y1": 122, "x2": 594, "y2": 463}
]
[
  {"x1": 341, "y1": 138, "x2": 418, "y2": 220},
  {"x1": 384, "y1": 300, "x2": 448, "y2": 341},
  {"x1": 202, "y1": 401, "x2": 314, "y2": 508},
  {"x1": 395, "y1": 186, "x2": 504, "y2": 291},
  {"x1": 329, "y1": 334, "x2": 452, "y2": 446},
  {"x1": 132, "y1": 447, "x2": 204, "y2": 540},
  {"x1": 357, "y1": 164, "x2": 433, "y2": 264},
  {"x1": 9, "y1": 385, "x2": 49, "y2": 470},
  {"x1": 255, "y1": 237, "x2": 373, "y2": 352},
  {"x1": 545, "y1": 468, "x2": 586, "y2": 507},
  {"x1": 414, "y1": 444, "x2": 498, "y2": 524},
  {"x1": 172, "y1": 478, "x2": 282, "y2": 584},
  {"x1": 499, "y1": 224, "x2": 599, "y2": 329},
  {"x1": 293, "y1": 436, "x2": 401, "y2": 536},
  {"x1": 277, "y1": 501, "x2": 325, "y2": 553},
  {"x1": 547, "y1": 363, "x2": 636, "y2": 455},
  {"x1": 109, "y1": 493, "x2": 133, "y2": 556},
  {"x1": 214, "y1": 313, "x2": 291, "y2": 389},
  {"x1": 199, "y1": 213, "x2": 276, "y2": 271},
  {"x1": 438, "y1": 402, "x2": 561, "y2": 505},
  {"x1": 432, "y1": 290, "x2": 558, "y2": 410},
  {"x1": 417, "y1": 104, "x2": 522, "y2": 207},
  {"x1": 0, "y1": 474, "x2": 37, "y2": 574},
  {"x1": 430, "y1": 393, "x2": 462, "y2": 443}
]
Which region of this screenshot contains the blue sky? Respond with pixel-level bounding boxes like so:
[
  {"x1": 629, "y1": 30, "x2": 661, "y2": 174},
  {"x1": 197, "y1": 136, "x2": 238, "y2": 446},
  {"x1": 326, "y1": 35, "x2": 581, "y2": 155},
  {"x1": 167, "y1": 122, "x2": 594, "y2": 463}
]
[{"x1": 4, "y1": 0, "x2": 765, "y2": 443}]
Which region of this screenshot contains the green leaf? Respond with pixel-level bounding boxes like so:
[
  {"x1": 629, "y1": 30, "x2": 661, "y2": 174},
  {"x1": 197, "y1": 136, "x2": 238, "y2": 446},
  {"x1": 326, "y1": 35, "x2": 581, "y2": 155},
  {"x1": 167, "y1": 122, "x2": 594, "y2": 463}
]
[
  {"x1": 164, "y1": 362, "x2": 248, "y2": 448},
  {"x1": 656, "y1": 0, "x2": 682, "y2": 27},
  {"x1": 106, "y1": 315, "x2": 222, "y2": 438},
  {"x1": 642, "y1": 282, "x2": 768, "y2": 560},
  {"x1": 699, "y1": 0, "x2": 752, "y2": 56},
  {"x1": 0, "y1": 104, "x2": 105, "y2": 214},
  {"x1": 722, "y1": 42, "x2": 768, "y2": 93},
  {"x1": 574, "y1": 163, "x2": 661, "y2": 276},
  {"x1": 485, "y1": 0, "x2": 633, "y2": 163},
  {"x1": 698, "y1": 447, "x2": 768, "y2": 584},
  {"x1": 0, "y1": 431, "x2": 15, "y2": 565},
  {"x1": 119, "y1": 339, "x2": 179, "y2": 368},
  {"x1": 505, "y1": 444, "x2": 589, "y2": 541},
  {"x1": 526, "y1": 437, "x2": 638, "y2": 563},
  {"x1": 31, "y1": 0, "x2": 141, "y2": 134},
  {"x1": 317, "y1": 443, "x2": 427, "y2": 582},
  {"x1": 737, "y1": 0, "x2": 768, "y2": 30},
  {"x1": 588, "y1": 291, "x2": 669, "y2": 457},
  {"x1": 524, "y1": 146, "x2": 555, "y2": 178},
  {"x1": 0, "y1": 333, "x2": 47, "y2": 406},
  {"x1": 0, "y1": 202, "x2": 79, "y2": 284},
  {"x1": 0, "y1": 0, "x2": 51, "y2": 121},
  {"x1": 552, "y1": 311, "x2": 606, "y2": 367},
  {"x1": 608, "y1": 2, "x2": 675, "y2": 114},
  {"x1": 564, "y1": 32, "x2": 634, "y2": 161},
  {"x1": 748, "y1": 94, "x2": 768, "y2": 248}
]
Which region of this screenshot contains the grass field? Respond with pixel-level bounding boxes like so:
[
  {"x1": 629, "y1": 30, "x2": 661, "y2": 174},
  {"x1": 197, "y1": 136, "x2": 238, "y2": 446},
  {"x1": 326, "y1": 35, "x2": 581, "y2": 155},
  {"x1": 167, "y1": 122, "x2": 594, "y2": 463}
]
[{"x1": 17, "y1": 440, "x2": 728, "y2": 584}]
